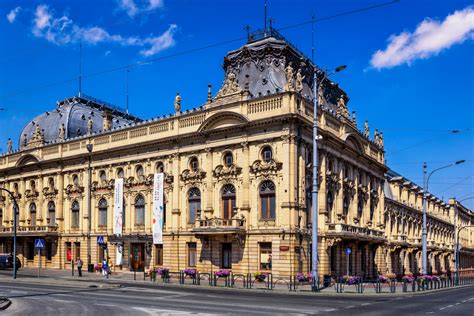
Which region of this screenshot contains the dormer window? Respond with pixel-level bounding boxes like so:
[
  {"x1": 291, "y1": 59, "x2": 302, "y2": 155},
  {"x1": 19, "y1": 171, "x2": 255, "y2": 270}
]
[
  {"x1": 262, "y1": 146, "x2": 272, "y2": 162},
  {"x1": 190, "y1": 157, "x2": 199, "y2": 172},
  {"x1": 224, "y1": 152, "x2": 233, "y2": 167}
]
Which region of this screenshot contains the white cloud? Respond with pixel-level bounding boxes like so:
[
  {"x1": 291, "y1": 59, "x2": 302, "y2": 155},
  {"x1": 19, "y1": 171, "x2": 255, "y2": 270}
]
[
  {"x1": 140, "y1": 24, "x2": 176, "y2": 56},
  {"x1": 370, "y1": 6, "x2": 474, "y2": 69},
  {"x1": 118, "y1": 0, "x2": 163, "y2": 17},
  {"x1": 6, "y1": 6, "x2": 21, "y2": 23},
  {"x1": 30, "y1": 4, "x2": 176, "y2": 56}
]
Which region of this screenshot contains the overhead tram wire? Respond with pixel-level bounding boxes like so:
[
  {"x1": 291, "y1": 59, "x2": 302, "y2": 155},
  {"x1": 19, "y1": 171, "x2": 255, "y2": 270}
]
[
  {"x1": 436, "y1": 175, "x2": 474, "y2": 196},
  {"x1": 0, "y1": 0, "x2": 400, "y2": 100}
]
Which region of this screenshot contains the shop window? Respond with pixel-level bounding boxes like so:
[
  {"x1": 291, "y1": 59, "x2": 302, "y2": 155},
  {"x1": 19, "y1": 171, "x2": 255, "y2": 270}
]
[
  {"x1": 26, "y1": 241, "x2": 34, "y2": 260},
  {"x1": 260, "y1": 180, "x2": 276, "y2": 220},
  {"x1": 135, "y1": 195, "x2": 145, "y2": 226},
  {"x1": 188, "y1": 188, "x2": 201, "y2": 224},
  {"x1": 221, "y1": 243, "x2": 232, "y2": 269},
  {"x1": 155, "y1": 244, "x2": 163, "y2": 266},
  {"x1": 66, "y1": 242, "x2": 72, "y2": 262},
  {"x1": 48, "y1": 201, "x2": 56, "y2": 225},
  {"x1": 71, "y1": 200, "x2": 80, "y2": 228},
  {"x1": 330, "y1": 246, "x2": 337, "y2": 272},
  {"x1": 187, "y1": 242, "x2": 197, "y2": 267},
  {"x1": 259, "y1": 242, "x2": 272, "y2": 270},
  {"x1": 74, "y1": 242, "x2": 81, "y2": 261},
  {"x1": 46, "y1": 242, "x2": 53, "y2": 261},
  {"x1": 221, "y1": 184, "x2": 236, "y2": 220}
]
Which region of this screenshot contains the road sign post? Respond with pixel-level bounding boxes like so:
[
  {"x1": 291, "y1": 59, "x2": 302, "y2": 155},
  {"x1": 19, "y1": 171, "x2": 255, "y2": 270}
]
[
  {"x1": 35, "y1": 239, "x2": 45, "y2": 278},
  {"x1": 345, "y1": 248, "x2": 351, "y2": 276}
]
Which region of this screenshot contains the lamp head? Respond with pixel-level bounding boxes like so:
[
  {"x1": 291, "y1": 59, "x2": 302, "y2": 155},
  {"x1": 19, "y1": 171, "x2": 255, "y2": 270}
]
[
  {"x1": 455, "y1": 160, "x2": 465, "y2": 165},
  {"x1": 86, "y1": 144, "x2": 93, "y2": 153},
  {"x1": 335, "y1": 65, "x2": 347, "y2": 72}
]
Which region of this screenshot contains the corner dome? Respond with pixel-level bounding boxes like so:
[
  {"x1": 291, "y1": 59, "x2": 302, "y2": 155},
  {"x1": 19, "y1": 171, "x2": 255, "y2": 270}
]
[{"x1": 19, "y1": 94, "x2": 142, "y2": 148}]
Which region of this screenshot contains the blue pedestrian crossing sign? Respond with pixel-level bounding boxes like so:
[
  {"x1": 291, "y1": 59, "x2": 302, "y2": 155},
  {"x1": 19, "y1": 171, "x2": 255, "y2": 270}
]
[
  {"x1": 35, "y1": 239, "x2": 45, "y2": 249},
  {"x1": 97, "y1": 236, "x2": 105, "y2": 245}
]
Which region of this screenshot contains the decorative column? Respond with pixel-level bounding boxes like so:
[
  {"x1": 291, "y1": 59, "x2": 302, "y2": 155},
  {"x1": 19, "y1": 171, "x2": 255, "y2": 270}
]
[
  {"x1": 20, "y1": 178, "x2": 26, "y2": 222},
  {"x1": 205, "y1": 147, "x2": 213, "y2": 216},
  {"x1": 240, "y1": 142, "x2": 250, "y2": 229},
  {"x1": 38, "y1": 176, "x2": 44, "y2": 222}
]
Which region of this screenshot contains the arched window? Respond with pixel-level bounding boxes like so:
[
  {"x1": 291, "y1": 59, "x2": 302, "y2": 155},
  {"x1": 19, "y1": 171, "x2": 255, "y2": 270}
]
[
  {"x1": 29, "y1": 203, "x2": 36, "y2": 226},
  {"x1": 71, "y1": 200, "x2": 80, "y2": 228},
  {"x1": 224, "y1": 152, "x2": 233, "y2": 166},
  {"x1": 30, "y1": 180, "x2": 36, "y2": 191},
  {"x1": 262, "y1": 146, "x2": 272, "y2": 162},
  {"x1": 327, "y1": 191, "x2": 334, "y2": 222},
  {"x1": 221, "y1": 184, "x2": 236, "y2": 220},
  {"x1": 357, "y1": 196, "x2": 364, "y2": 218},
  {"x1": 99, "y1": 170, "x2": 107, "y2": 184},
  {"x1": 190, "y1": 157, "x2": 199, "y2": 172},
  {"x1": 135, "y1": 195, "x2": 145, "y2": 226},
  {"x1": 48, "y1": 201, "x2": 56, "y2": 225},
  {"x1": 260, "y1": 180, "x2": 276, "y2": 220},
  {"x1": 117, "y1": 168, "x2": 124, "y2": 179},
  {"x1": 136, "y1": 165, "x2": 145, "y2": 181},
  {"x1": 156, "y1": 162, "x2": 165, "y2": 173},
  {"x1": 188, "y1": 188, "x2": 201, "y2": 224},
  {"x1": 99, "y1": 198, "x2": 108, "y2": 227}
]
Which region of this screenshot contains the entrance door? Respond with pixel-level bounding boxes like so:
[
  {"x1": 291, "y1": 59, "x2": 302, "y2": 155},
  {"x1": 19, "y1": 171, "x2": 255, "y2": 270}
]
[
  {"x1": 131, "y1": 243, "x2": 145, "y2": 271},
  {"x1": 221, "y1": 243, "x2": 232, "y2": 269}
]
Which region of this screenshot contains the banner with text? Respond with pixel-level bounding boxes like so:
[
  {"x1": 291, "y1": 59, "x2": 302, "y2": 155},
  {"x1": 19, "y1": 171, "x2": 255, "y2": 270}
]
[
  {"x1": 113, "y1": 178, "x2": 124, "y2": 236},
  {"x1": 152, "y1": 173, "x2": 164, "y2": 244}
]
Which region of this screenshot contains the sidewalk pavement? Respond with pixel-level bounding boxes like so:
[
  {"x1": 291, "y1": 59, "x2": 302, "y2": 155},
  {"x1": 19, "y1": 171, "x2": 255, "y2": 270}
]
[{"x1": 1, "y1": 267, "x2": 470, "y2": 297}]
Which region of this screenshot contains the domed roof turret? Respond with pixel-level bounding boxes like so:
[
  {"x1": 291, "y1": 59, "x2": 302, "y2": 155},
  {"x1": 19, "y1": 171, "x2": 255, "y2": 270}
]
[{"x1": 19, "y1": 94, "x2": 141, "y2": 148}]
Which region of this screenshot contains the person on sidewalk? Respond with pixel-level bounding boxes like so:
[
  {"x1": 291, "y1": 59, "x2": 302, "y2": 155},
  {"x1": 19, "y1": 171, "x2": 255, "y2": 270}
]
[
  {"x1": 102, "y1": 258, "x2": 108, "y2": 278},
  {"x1": 77, "y1": 257, "x2": 83, "y2": 277}
]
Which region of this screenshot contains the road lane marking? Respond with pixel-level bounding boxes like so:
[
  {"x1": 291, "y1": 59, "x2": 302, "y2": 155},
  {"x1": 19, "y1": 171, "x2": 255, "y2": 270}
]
[
  {"x1": 361, "y1": 303, "x2": 371, "y2": 306},
  {"x1": 447, "y1": 305, "x2": 454, "y2": 308},
  {"x1": 345, "y1": 305, "x2": 355, "y2": 309},
  {"x1": 324, "y1": 309, "x2": 338, "y2": 312}
]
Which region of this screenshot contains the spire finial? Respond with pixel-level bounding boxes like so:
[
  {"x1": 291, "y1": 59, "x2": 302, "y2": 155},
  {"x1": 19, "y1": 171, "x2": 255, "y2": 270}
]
[
  {"x1": 79, "y1": 42, "x2": 83, "y2": 97},
  {"x1": 264, "y1": 0, "x2": 267, "y2": 36}
]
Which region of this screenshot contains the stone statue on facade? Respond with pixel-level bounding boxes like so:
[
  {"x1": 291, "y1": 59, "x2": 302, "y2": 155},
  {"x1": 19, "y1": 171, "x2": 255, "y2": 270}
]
[
  {"x1": 374, "y1": 128, "x2": 380, "y2": 144},
  {"x1": 174, "y1": 91, "x2": 181, "y2": 113},
  {"x1": 379, "y1": 131, "x2": 384, "y2": 148},
  {"x1": 336, "y1": 95, "x2": 349, "y2": 118},
  {"x1": 284, "y1": 63, "x2": 295, "y2": 91},
  {"x1": 7, "y1": 138, "x2": 12, "y2": 153},
  {"x1": 216, "y1": 72, "x2": 241, "y2": 97},
  {"x1": 87, "y1": 117, "x2": 93, "y2": 135},
  {"x1": 364, "y1": 120, "x2": 369, "y2": 137},
  {"x1": 295, "y1": 69, "x2": 305, "y2": 93},
  {"x1": 59, "y1": 124, "x2": 65, "y2": 141},
  {"x1": 351, "y1": 111, "x2": 357, "y2": 124}
]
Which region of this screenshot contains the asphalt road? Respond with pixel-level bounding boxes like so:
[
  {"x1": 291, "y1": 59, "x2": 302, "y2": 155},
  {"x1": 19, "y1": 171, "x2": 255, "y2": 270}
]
[{"x1": 0, "y1": 279, "x2": 473, "y2": 315}]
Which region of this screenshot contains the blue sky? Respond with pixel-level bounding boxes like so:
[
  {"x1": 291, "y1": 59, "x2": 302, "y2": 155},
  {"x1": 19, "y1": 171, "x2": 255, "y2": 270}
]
[{"x1": 0, "y1": 0, "x2": 473, "y2": 207}]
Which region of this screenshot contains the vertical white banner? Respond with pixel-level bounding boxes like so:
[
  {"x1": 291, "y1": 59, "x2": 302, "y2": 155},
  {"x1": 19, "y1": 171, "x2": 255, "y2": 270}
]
[
  {"x1": 153, "y1": 173, "x2": 164, "y2": 244},
  {"x1": 113, "y1": 178, "x2": 124, "y2": 236},
  {"x1": 116, "y1": 243, "x2": 123, "y2": 266}
]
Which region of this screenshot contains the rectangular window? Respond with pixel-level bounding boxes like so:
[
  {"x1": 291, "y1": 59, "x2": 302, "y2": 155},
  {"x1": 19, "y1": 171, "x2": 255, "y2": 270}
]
[
  {"x1": 259, "y1": 242, "x2": 272, "y2": 270},
  {"x1": 66, "y1": 242, "x2": 72, "y2": 262},
  {"x1": 187, "y1": 242, "x2": 196, "y2": 267},
  {"x1": 46, "y1": 242, "x2": 53, "y2": 261},
  {"x1": 221, "y1": 243, "x2": 232, "y2": 269},
  {"x1": 99, "y1": 209, "x2": 107, "y2": 227},
  {"x1": 72, "y1": 210, "x2": 79, "y2": 228},
  {"x1": 155, "y1": 244, "x2": 163, "y2": 266},
  {"x1": 27, "y1": 241, "x2": 35, "y2": 260},
  {"x1": 189, "y1": 200, "x2": 200, "y2": 224},
  {"x1": 136, "y1": 206, "x2": 145, "y2": 226}
]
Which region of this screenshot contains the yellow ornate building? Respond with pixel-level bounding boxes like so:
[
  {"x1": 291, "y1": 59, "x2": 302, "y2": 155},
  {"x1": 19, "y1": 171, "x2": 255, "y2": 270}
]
[{"x1": 0, "y1": 30, "x2": 473, "y2": 279}]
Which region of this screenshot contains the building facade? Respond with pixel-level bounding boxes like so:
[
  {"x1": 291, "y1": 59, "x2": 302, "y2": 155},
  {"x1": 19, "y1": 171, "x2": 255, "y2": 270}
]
[{"x1": 1, "y1": 30, "x2": 473, "y2": 279}]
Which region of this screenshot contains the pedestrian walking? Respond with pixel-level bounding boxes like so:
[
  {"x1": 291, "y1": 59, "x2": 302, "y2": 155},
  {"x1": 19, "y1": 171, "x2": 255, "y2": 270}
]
[{"x1": 77, "y1": 257, "x2": 83, "y2": 277}]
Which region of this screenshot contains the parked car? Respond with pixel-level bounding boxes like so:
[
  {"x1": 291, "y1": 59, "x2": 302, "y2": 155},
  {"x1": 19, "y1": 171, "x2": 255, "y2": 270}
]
[{"x1": 0, "y1": 254, "x2": 21, "y2": 270}]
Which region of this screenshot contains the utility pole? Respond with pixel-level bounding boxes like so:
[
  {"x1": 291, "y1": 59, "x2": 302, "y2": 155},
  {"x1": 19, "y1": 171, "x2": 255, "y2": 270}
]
[{"x1": 422, "y1": 162, "x2": 427, "y2": 275}]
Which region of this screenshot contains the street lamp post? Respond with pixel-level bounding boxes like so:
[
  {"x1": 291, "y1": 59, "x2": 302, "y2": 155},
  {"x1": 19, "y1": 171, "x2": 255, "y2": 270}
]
[
  {"x1": 0, "y1": 187, "x2": 18, "y2": 279},
  {"x1": 86, "y1": 143, "x2": 93, "y2": 272},
  {"x1": 422, "y1": 160, "x2": 465, "y2": 275},
  {"x1": 311, "y1": 64, "x2": 346, "y2": 290}
]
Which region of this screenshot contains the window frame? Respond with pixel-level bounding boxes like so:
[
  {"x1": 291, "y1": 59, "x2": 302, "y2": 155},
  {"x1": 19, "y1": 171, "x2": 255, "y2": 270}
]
[
  {"x1": 188, "y1": 188, "x2": 201, "y2": 224},
  {"x1": 259, "y1": 180, "x2": 276, "y2": 221},
  {"x1": 135, "y1": 195, "x2": 145, "y2": 226},
  {"x1": 48, "y1": 201, "x2": 56, "y2": 225},
  {"x1": 221, "y1": 184, "x2": 236, "y2": 220},
  {"x1": 262, "y1": 146, "x2": 273, "y2": 162},
  {"x1": 98, "y1": 198, "x2": 108, "y2": 227},
  {"x1": 71, "y1": 200, "x2": 80, "y2": 228}
]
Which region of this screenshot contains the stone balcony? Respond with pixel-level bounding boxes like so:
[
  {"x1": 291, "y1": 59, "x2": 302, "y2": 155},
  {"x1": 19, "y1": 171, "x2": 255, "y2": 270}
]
[
  {"x1": 0, "y1": 224, "x2": 59, "y2": 236},
  {"x1": 326, "y1": 223, "x2": 386, "y2": 242},
  {"x1": 191, "y1": 217, "x2": 246, "y2": 235}
]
